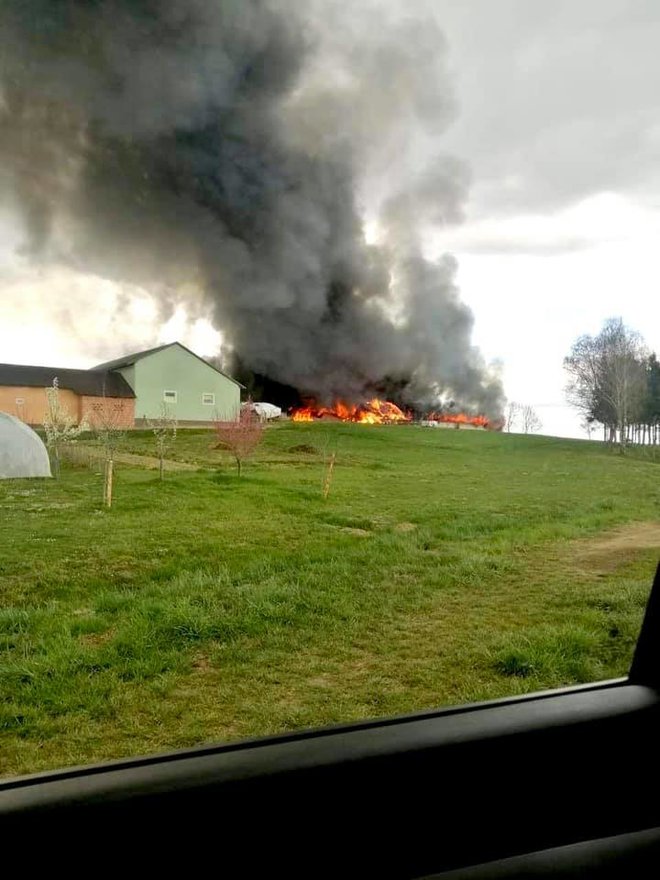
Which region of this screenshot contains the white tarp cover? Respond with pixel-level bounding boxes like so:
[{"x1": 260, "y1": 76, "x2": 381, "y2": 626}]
[
  {"x1": 0, "y1": 412, "x2": 52, "y2": 478},
  {"x1": 248, "y1": 402, "x2": 282, "y2": 420}
]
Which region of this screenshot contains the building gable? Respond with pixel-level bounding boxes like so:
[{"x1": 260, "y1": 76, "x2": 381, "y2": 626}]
[
  {"x1": 130, "y1": 344, "x2": 241, "y2": 422},
  {"x1": 94, "y1": 342, "x2": 243, "y2": 389}
]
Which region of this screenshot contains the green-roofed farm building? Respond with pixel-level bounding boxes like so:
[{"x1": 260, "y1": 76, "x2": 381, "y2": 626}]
[
  {"x1": 94, "y1": 342, "x2": 242, "y2": 425},
  {"x1": 0, "y1": 342, "x2": 242, "y2": 427}
]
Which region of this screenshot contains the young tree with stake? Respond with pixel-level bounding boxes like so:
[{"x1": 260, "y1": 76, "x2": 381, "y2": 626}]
[{"x1": 87, "y1": 397, "x2": 126, "y2": 507}]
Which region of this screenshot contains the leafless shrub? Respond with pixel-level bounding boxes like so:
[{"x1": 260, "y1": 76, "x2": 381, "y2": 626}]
[{"x1": 214, "y1": 400, "x2": 263, "y2": 476}]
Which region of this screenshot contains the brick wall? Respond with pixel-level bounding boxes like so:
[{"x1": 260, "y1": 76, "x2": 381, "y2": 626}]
[{"x1": 80, "y1": 396, "x2": 135, "y2": 429}]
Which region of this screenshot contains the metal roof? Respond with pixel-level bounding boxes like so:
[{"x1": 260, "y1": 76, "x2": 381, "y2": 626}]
[
  {"x1": 0, "y1": 364, "x2": 135, "y2": 398},
  {"x1": 93, "y1": 341, "x2": 244, "y2": 387},
  {"x1": 92, "y1": 343, "x2": 172, "y2": 372}
]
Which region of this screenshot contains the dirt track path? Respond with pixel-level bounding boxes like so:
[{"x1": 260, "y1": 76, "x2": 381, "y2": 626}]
[
  {"x1": 571, "y1": 521, "x2": 660, "y2": 571},
  {"x1": 76, "y1": 446, "x2": 199, "y2": 472}
]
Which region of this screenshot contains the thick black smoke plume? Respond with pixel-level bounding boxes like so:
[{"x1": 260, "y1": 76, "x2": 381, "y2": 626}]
[{"x1": 0, "y1": 0, "x2": 504, "y2": 415}]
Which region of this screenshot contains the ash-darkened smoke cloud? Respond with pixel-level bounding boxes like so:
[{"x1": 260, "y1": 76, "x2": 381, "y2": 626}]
[{"x1": 0, "y1": 0, "x2": 504, "y2": 415}]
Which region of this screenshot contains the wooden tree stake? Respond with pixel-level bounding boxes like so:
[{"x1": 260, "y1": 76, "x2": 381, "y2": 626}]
[{"x1": 323, "y1": 452, "x2": 336, "y2": 499}]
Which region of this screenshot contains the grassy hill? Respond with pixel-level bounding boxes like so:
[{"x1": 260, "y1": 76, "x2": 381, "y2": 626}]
[{"x1": 1, "y1": 422, "x2": 659, "y2": 777}]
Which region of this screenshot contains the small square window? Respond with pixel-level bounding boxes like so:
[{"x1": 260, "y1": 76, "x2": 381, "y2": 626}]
[
  {"x1": 202, "y1": 393, "x2": 215, "y2": 405},
  {"x1": 15, "y1": 398, "x2": 25, "y2": 406},
  {"x1": 163, "y1": 390, "x2": 177, "y2": 403}
]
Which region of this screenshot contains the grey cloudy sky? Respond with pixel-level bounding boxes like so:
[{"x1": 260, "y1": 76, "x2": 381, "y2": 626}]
[
  {"x1": 440, "y1": 0, "x2": 660, "y2": 214},
  {"x1": 1, "y1": 0, "x2": 659, "y2": 435},
  {"x1": 428, "y1": 0, "x2": 660, "y2": 435}
]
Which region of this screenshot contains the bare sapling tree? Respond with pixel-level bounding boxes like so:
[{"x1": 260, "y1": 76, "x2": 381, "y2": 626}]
[
  {"x1": 87, "y1": 397, "x2": 126, "y2": 507},
  {"x1": 147, "y1": 403, "x2": 177, "y2": 481},
  {"x1": 520, "y1": 405, "x2": 542, "y2": 434},
  {"x1": 505, "y1": 401, "x2": 519, "y2": 432},
  {"x1": 43, "y1": 378, "x2": 88, "y2": 478},
  {"x1": 214, "y1": 400, "x2": 263, "y2": 476}
]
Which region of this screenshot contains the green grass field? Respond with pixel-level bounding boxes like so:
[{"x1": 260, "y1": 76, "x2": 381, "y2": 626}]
[{"x1": 1, "y1": 422, "x2": 659, "y2": 778}]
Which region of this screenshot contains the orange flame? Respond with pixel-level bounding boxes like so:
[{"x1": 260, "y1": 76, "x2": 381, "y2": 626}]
[
  {"x1": 426, "y1": 411, "x2": 491, "y2": 428},
  {"x1": 292, "y1": 398, "x2": 411, "y2": 424}
]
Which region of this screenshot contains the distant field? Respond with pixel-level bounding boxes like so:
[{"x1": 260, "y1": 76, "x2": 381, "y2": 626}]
[{"x1": 1, "y1": 422, "x2": 659, "y2": 778}]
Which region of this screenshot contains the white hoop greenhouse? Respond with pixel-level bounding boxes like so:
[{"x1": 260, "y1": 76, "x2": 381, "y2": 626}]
[{"x1": 0, "y1": 412, "x2": 52, "y2": 479}]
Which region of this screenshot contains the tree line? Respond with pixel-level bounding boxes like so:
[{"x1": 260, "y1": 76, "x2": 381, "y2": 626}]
[
  {"x1": 505, "y1": 402, "x2": 542, "y2": 434},
  {"x1": 565, "y1": 318, "x2": 660, "y2": 446}
]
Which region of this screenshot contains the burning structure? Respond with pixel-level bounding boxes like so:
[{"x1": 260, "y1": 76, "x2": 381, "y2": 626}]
[
  {"x1": 0, "y1": 1, "x2": 504, "y2": 422},
  {"x1": 289, "y1": 399, "x2": 498, "y2": 428},
  {"x1": 292, "y1": 399, "x2": 411, "y2": 424}
]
